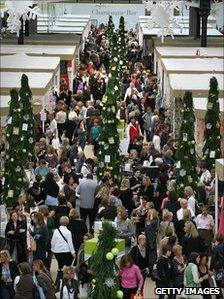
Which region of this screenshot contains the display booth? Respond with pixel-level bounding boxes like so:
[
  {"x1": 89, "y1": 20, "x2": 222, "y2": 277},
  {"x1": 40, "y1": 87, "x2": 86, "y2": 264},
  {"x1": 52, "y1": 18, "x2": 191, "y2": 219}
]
[
  {"x1": 154, "y1": 46, "x2": 224, "y2": 75},
  {"x1": 215, "y1": 159, "x2": 224, "y2": 232},
  {"x1": 168, "y1": 73, "x2": 224, "y2": 137},
  {"x1": 0, "y1": 45, "x2": 78, "y2": 91},
  {"x1": 0, "y1": 53, "x2": 60, "y2": 91},
  {"x1": 159, "y1": 57, "x2": 224, "y2": 99},
  {"x1": 193, "y1": 98, "x2": 224, "y2": 158},
  {"x1": 0, "y1": 71, "x2": 54, "y2": 126}
]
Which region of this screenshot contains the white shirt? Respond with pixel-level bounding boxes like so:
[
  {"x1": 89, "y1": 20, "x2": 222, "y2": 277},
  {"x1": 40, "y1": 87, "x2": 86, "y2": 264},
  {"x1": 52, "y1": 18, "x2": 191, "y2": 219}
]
[
  {"x1": 81, "y1": 163, "x2": 91, "y2": 178},
  {"x1": 200, "y1": 170, "x2": 211, "y2": 184},
  {"x1": 56, "y1": 111, "x2": 67, "y2": 124},
  {"x1": 48, "y1": 119, "x2": 58, "y2": 138},
  {"x1": 188, "y1": 195, "x2": 196, "y2": 215},
  {"x1": 152, "y1": 135, "x2": 161, "y2": 153},
  {"x1": 51, "y1": 226, "x2": 75, "y2": 254},
  {"x1": 176, "y1": 207, "x2": 195, "y2": 221}
]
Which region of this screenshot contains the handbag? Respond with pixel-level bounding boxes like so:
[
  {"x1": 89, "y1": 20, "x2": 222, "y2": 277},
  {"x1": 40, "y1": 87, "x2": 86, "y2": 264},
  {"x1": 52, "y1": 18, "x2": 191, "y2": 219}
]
[
  {"x1": 208, "y1": 275, "x2": 217, "y2": 287},
  {"x1": 31, "y1": 239, "x2": 37, "y2": 252}
]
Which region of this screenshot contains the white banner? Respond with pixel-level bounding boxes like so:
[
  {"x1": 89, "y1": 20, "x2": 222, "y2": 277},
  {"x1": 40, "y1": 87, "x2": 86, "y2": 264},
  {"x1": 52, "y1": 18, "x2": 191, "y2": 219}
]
[{"x1": 40, "y1": 3, "x2": 145, "y2": 29}]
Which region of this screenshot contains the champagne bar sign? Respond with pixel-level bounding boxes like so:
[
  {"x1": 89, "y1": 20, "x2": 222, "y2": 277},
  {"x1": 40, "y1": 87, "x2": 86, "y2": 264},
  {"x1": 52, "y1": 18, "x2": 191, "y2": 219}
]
[{"x1": 59, "y1": 4, "x2": 145, "y2": 29}]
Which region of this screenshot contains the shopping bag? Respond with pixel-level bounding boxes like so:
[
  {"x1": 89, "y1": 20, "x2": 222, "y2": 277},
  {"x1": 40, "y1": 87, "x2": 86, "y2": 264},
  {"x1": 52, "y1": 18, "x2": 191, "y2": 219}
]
[{"x1": 131, "y1": 293, "x2": 144, "y2": 299}]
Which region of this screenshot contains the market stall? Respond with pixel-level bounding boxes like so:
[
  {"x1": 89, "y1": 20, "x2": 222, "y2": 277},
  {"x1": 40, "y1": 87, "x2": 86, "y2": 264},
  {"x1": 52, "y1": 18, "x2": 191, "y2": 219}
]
[
  {"x1": 0, "y1": 71, "x2": 54, "y2": 122},
  {"x1": 0, "y1": 45, "x2": 78, "y2": 91},
  {"x1": 193, "y1": 98, "x2": 224, "y2": 158},
  {"x1": 159, "y1": 57, "x2": 224, "y2": 98},
  {"x1": 154, "y1": 46, "x2": 224, "y2": 75},
  {"x1": 167, "y1": 73, "x2": 224, "y2": 136},
  {"x1": 0, "y1": 54, "x2": 60, "y2": 90}
]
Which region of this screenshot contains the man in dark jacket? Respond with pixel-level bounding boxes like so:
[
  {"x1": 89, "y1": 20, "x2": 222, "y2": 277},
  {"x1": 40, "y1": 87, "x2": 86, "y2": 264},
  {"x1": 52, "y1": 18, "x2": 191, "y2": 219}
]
[{"x1": 156, "y1": 246, "x2": 174, "y2": 299}]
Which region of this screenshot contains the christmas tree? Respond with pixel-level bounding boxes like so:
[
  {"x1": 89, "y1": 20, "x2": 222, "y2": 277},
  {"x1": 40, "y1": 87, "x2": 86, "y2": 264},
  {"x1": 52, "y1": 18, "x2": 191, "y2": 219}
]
[
  {"x1": 19, "y1": 74, "x2": 36, "y2": 163},
  {"x1": 175, "y1": 91, "x2": 198, "y2": 196},
  {"x1": 117, "y1": 16, "x2": 128, "y2": 74},
  {"x1": 1, "y1": 89, "x2": 27, "y2": 207},
  {"x1": 202, "y1": 77, "x2": 221, "y2": 170},
  {"x1": 97, "y1": 33, "x2": 121, "y2": 184},
  {"x1": 107, "y1": 15, "x2": 115, "y2": 48},
  {"x1": 90, "y1": 222, "x2": 123, "y2": 299}
]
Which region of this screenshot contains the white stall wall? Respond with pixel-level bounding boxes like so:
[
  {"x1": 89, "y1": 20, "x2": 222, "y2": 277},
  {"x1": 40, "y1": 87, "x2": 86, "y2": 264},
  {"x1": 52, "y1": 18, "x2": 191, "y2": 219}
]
[{"x1": 40, "y1": 3, "x2": 145, "y2": 29}]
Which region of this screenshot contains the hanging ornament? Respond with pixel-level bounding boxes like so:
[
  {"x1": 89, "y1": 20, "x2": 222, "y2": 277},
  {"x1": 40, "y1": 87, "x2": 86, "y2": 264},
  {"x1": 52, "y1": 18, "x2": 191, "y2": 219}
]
[
  {"x1": 13, "y1": 127, "x2": 19, "y2": 135},
  {"x1": 104, "y1": 144, "x2": 109, "y2": 150},
  {"x1": 108, "y1": 137, "x2": 115, "y2": 144},
  {"x1": 22, "y1": 123, "x2": 28, "y2": 131},
  {"x1": 105, "y1": 155, "x2": 111, "y2": 163},
  {"x1": 113, "y1": 57, "x2": 118, "y2": 62},
  {"x1": 7, "y1": 190, "x2": 14, "y2": 197},
  {"x1": 206, "y1": 123, "x2": 212, "y2": 129},
  {"x1": 183, "y1": 133, "x2": 188, "y2": 141},
  {"x1": 210, "y1": 151, "x2": 215, "y2": 158},
  {"x1": 111, "y1": 247, "x2": 119, "y2": 256},
  {"x1": 7, "y1": 117, "x2": 12, "y2": 124},
  {"x1": 106, "y1": 252, "x2": 114, "y2": 260},
  {"x1": 99, "y1": 162, "x2": 105, "y2": 168},
  {"x1": 10, "y1": 158, "x2": 14, "y2": 162},
  {"x1": 15, "y1": 166, "x2": 21, "y2": 172},
  {"x1": 22, "y1": 149, "x2": 26, "y2": 153},
  {"x1": 188, "y1": 176, "x2": 193, "y2": 183},
  {"x1": 117, "y1": 290, "x2": 124, "y2": 299},
  {"x1": 104, "y1": 278, "x2": 115, "y2": 288},
  {"x1": 18, "y1": 178, "x2": 22, "y2": 182},
  {"x1": 24, "y1": 114, "x2": 29, "y2": 121},
  {"x1": 114, "y1": 86, "x2": 119, "y2": 91},
  {"x1": 179, "y1": 169, "x2": 186, "y2": 177},
  {"x1": 2, "y1": 1, "x2": 39, "y2": 36},
  {"x1": 29, "y1": 137, "x2": 34, "y2": 144},
  {"x1": 207, "y1": 102, "x2": 213, "y2": 110},
  {"x1": 190, "y1": 148, "x2": 194, "y2": 155}
]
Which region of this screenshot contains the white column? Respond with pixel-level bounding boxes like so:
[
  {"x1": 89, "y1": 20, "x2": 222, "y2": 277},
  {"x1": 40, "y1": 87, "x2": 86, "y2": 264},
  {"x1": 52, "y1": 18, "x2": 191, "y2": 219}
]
[{"x1": 215, "y1": 171, "x2": 218, "y2": 233}]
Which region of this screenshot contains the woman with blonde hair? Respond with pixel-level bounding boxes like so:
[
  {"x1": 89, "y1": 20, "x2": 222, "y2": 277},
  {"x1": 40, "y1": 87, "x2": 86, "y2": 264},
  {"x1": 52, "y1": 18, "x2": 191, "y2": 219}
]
[
  {"x1": 182, "y1": 221, "x2": 204, "y2": 259},
  {"x1": 172, "y1": 245, "x2": 186, "y2": 288},
  {"x1": 159, "y1": 210, "x2": 175, "y2": 238},
  {"x1": 120, "y1": 178, "x2": 135, "y2": 216},
  {"x1": 184, "y1": 186, "x2": 197, "y2": 215},
  {"x1": 59, "y1": 266, "x2": 79, "y2": 299},
  {"x1": 115, "y1": 208, "x2": 135, "y2": 249},
  {"x1": 0, "y1": 250, "x2": 18, "y2": 299}
]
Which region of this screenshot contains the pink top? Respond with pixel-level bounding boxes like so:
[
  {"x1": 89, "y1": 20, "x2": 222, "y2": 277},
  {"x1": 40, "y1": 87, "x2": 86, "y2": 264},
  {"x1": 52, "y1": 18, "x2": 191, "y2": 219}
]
[{"x1": 120, "y1": 264, "x2": 143, "y2": 289}]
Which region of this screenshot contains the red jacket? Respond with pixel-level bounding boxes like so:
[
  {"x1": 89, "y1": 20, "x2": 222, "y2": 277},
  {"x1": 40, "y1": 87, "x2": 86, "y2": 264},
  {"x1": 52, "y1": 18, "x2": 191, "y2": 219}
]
[{"x1": 129, "y1": 122, "x2": 141, "y2": 142}]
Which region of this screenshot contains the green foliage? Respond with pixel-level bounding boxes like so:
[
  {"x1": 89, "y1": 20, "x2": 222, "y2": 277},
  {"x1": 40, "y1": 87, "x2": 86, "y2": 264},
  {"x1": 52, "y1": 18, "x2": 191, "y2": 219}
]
[
  {"x1": 90, "y1": 222, "x2": 120, "y2": 299},
  {"x1": 202, "y1": 77, "x2": 221, "y2": 170},
  {"x1": 107, "y1": 15, "x2": 115, "y2": 48},
  {"x1": 175, "y1": 91, "x2": 198, "y2": 197},
  {"x1": 97, "y1": 32, "x2": 121, "y2": 184},
  {"x1": 117, "y1": 16, "x2": 128, "y2": 73},
  {"x1": 1, "y1": 89, "x2": 27, "y2": 207},
  {"x1": 19, "y1": 74, "x2": 36, "y2": 162}
]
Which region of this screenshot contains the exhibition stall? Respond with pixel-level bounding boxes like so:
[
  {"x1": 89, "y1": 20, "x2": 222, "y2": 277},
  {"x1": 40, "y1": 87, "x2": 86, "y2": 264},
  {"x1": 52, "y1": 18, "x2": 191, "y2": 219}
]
[
  {"x1": 0, "y1": 54, "x2": 60, "y2": 90},
  {"x1": 0, "y1": 45, "x2": 78, "y2": 90},
  {"x1": 0, "y1": 72, "x2": 54, "y2": 120},
  {"x1": 159, "y1": 57, "x2": 224, "y2": 98},
  {"x1": 167, "y1": 73, "x2": 224, "y2": 136},
  {"x1": 193, "y1": 98, "x2": 224, "y2": 158},
  {"x1": 154, "y1": 46, "x2": 224, "y2": 74}
]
